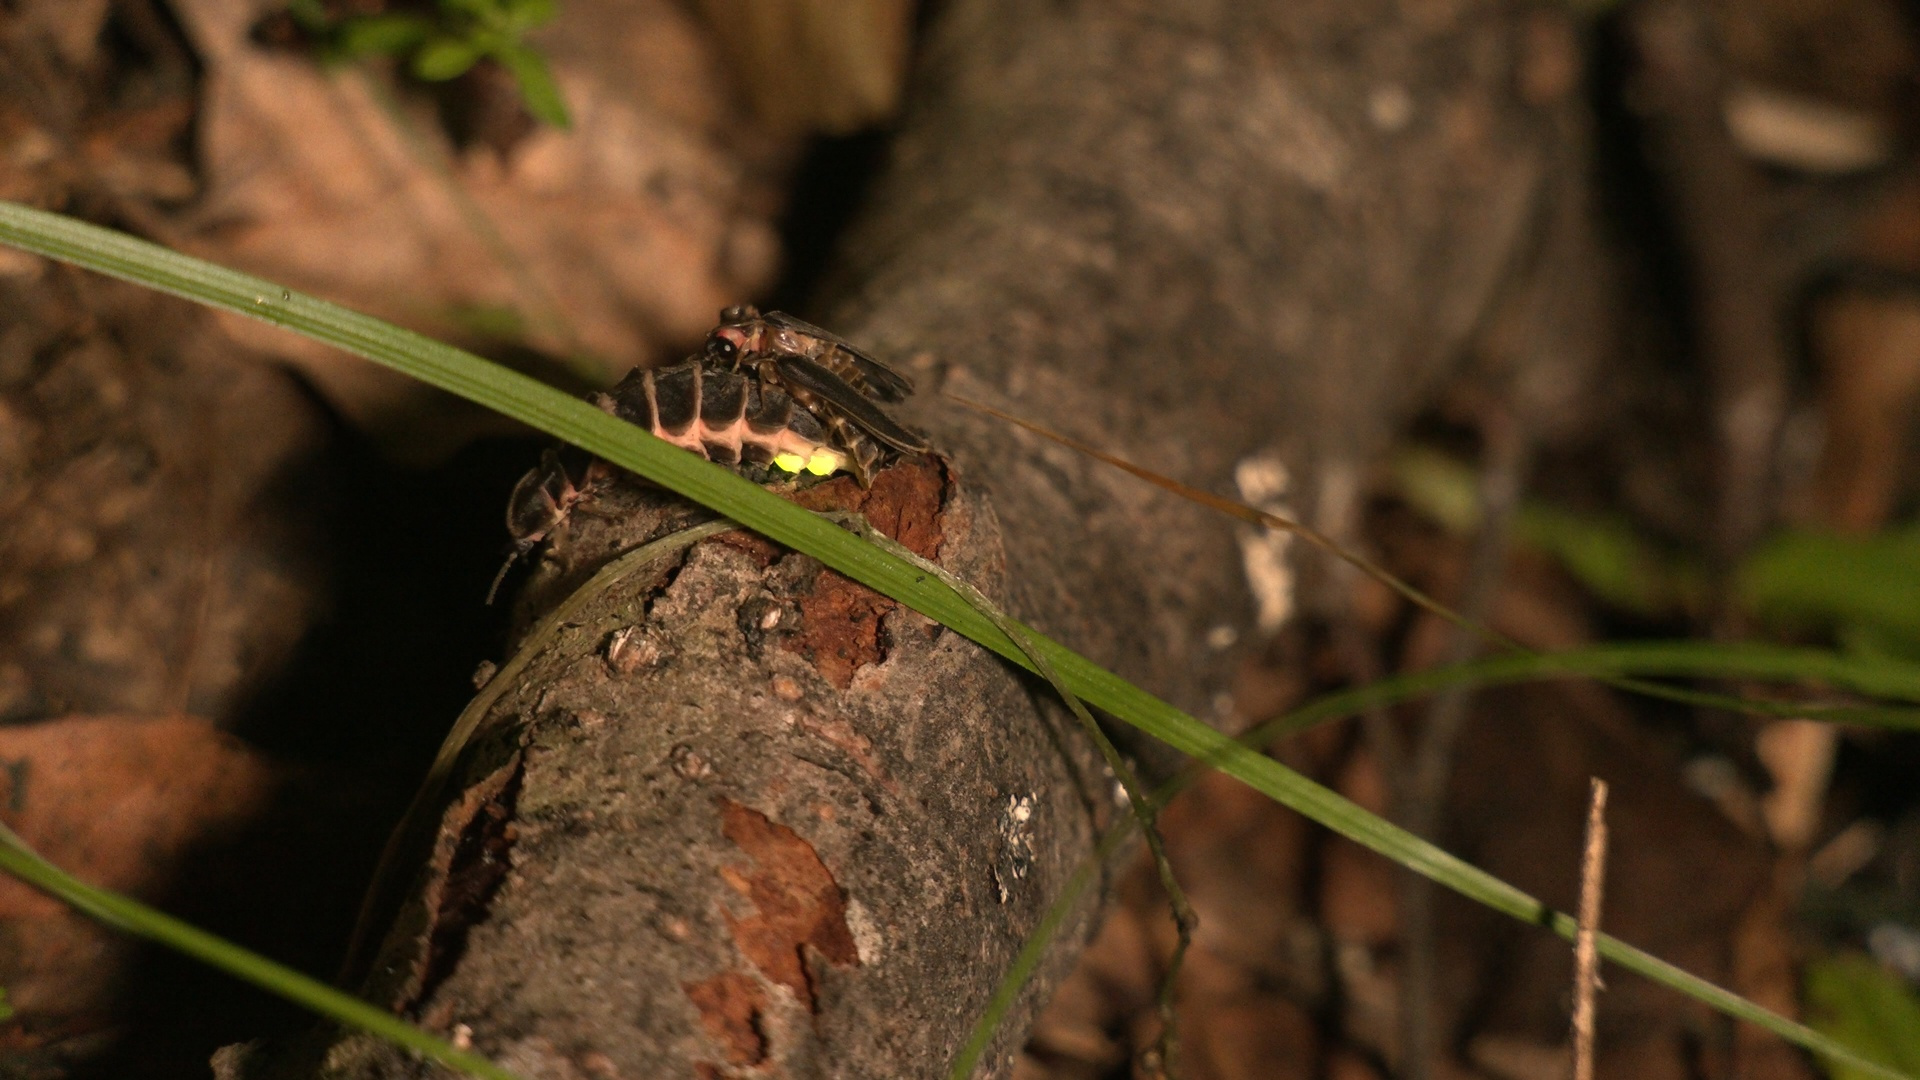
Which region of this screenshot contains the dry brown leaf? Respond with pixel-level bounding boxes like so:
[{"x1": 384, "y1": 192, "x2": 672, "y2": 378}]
[
  {"x1": 0, "y1": 714, "x2": 281, "y2": 1020},
  {"x1": 1805, "y1": 290, "x2": 1920, "y2": 532},
  {"x1": 694, "y1": 0, "x2": 914, "y2": 135},
  {"x1": 1433, "y1": 679, "x2": 1787, "y2": 1077},
  {"x1": 1320, "y1": 747, "x2": 1399, "y2": 948},
  {"x1": 167, "y1": 0, "x2": 803, "y2": 462}
]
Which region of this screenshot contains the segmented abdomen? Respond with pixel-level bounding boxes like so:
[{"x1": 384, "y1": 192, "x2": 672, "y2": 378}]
[{"x1": 597, "y1": 360, "x2": 851, "y2": 475}]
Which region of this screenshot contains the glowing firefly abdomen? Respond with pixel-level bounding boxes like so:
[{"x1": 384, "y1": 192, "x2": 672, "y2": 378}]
[{"x1": 597, "y1": 359, "x2": 849, "y2": 478}]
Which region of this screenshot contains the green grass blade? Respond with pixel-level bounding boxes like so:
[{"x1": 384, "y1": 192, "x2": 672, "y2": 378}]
[
  {"x1": 1033, "y1": 657, "x2": 1910, "y2": 1079},
  {"x1": 960, "y1": 641, "x2": 1920, "y2": 1080},
  {"x1": 0, "y1": 201, "x2": 1910, "y2": 1080},
  {"x1": 1806, "y1": 954, "x2": 1920, "y2": 1080},
  {"x1": 1253, "y1": 641, "x2": 1920, "y2": 738},
  {"x1": 0, "y1": 826, "x2": 520, "y2": 1080},
  {"x1": 948, "y1": 828, "x2": 1117, "y2": 1080},
  {"x1": 0, "y1": 200, "x2": 1034, "y2": 673}
]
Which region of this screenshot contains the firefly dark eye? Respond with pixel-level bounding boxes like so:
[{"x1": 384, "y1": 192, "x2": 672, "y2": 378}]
[{"x1": 707, "y1": 336, "x2": 738, "y2": 361}]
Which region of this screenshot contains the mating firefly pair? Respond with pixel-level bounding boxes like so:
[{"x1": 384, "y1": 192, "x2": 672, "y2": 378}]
[{"x1": 490, "y1": 306, "x2": 929, "y2": 600}]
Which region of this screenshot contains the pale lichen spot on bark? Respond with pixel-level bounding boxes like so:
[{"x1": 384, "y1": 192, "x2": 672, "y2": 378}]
[{"x1": 842, "y1": 897, "x2": 885, "y2": 967}]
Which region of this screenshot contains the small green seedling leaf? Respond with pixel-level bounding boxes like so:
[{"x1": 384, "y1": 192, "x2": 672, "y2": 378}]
[
  {"x1": 1742, "y1": 527, "x2": 1920, "y2": 660},
  {"x1": 495, "y1": 44, "x2": 570, "y2": 128},
  {"x1": 1394, "y1": 446, "x2": 1699, "y2": 616},
  {"x1": 335, "y1": 13, "x2": 434, "y2": 58},
  {"x1": 1807, "y1": 953, "x2": 1920, "y2": 1080},
  {"x1": 413, "y1": 35, "x2": 486, "y2": 81},
  {"x1": 504, "y1": 0, "x2": 558, "y2": 30},
  {"x1": 306, "y1": 0, "x2": 566, "y2": 127}
]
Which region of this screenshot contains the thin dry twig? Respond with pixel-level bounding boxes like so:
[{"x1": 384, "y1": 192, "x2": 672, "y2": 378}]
[{"x1": 1571, "y1": 776, "x2": 1611, "y2": 1080}]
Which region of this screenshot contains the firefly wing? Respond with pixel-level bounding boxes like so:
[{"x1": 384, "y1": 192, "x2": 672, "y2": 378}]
[
  {"x1": 774, "y1": 354, "x2": 929, "y2": 455},
  {"x1": 760, "y1": 310, "x2": 916, "y2": 402}
]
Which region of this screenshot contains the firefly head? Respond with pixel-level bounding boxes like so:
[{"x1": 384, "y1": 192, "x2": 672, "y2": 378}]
[{"x1": 706, "y1": 325, "x2": 749, "y2": 364}]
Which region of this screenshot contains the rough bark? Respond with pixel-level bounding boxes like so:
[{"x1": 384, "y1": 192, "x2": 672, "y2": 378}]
[{"x1": 231, "y1": 1, "x2": 1577, "y2": 1077}]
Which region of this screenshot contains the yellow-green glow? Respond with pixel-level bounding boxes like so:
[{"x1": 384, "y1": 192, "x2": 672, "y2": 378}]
[
  {"x1": 773, "y1": 452, "x2": 807, "y2": 473},
  {"x1": 806, "y1": 450, "x2": 839, "y2": 476}
]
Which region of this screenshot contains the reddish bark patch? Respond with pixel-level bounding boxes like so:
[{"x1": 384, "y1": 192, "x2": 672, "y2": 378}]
[
  {"x1": 780, "y1": 459, "x2": 948, "y2": 686},
  {"x1": 792, "y1": 458, "x2": 947, "y2": 560},
  {"x1": 715, "y1": 799, "x2": 860, "y2": 1011},
  {"x1": 0, "y1": 715, "x2": 280, "y2": 1022},
  {"x1": 682, "y1": 970, "x2": 769, "y2": 1066},
  {"x1": 781, "y1": 573, "x2": 889, "y2": 689},
  {"x1": 793, "y1": 711, "x2": 897, "y2": 794}
]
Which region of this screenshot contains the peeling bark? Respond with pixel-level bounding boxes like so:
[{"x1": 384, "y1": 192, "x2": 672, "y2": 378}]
[
  {"x1": 244, "y1": 464, "x2": 1115, "y2": 1080},
  {"x1": 229, "y1": 1, "x2": 1580, "y2": 1077}
]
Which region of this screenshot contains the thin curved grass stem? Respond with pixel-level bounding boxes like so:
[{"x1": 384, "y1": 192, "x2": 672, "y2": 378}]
[
  {"x1": 959, "y1": 642, "x2": 1920, "y2": 1080},
  {"x1": 941, "y1": 392, "x2": 1889, "y2": 726},
  {"x1": 815, "y1": 511, "x2": 1196, "y2": 1079}
]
